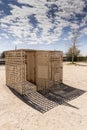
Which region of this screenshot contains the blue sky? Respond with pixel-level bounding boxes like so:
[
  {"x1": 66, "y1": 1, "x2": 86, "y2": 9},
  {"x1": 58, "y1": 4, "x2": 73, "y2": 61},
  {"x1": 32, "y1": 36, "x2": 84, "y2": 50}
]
[{"x1": 0, "y1": 0, "x2": 87, "y2": 55}]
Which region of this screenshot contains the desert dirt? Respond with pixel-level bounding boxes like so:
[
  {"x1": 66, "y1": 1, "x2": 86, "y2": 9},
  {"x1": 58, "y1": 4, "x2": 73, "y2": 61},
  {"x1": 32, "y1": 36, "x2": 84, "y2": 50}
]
[{"x1": 0, "y1": 63, "x2": 87, "y2": 130}]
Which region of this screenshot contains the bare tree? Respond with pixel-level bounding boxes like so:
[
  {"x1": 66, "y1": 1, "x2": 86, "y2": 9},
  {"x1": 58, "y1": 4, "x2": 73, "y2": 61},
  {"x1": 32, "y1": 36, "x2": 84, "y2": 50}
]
[
  {"x1": 0, "y1": 51, "x2": 5, "y2": 59},
  {"x1": 71, "y1": 29, "x2": 80, "y2": 63}
]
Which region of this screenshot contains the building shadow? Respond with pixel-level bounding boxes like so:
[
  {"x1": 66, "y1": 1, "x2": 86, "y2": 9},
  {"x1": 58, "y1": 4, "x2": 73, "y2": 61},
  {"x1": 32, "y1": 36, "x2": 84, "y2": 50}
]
[
  {"x1": 39, "y1": 83, "x2": 86, "y2": 109},
  {"x1": 8, "y1": 83, "x2": 86, "y2": 114}
]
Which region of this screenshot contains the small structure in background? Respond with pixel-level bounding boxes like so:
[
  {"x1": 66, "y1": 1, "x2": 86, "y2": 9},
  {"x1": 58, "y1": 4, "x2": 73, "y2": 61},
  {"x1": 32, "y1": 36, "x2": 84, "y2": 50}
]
[
  {"x1": 0, "y1": 51, "x2": 5, "y2": 65},
  {"x1": 0, "y1": 58, "x2": 5, "y2": 65},
  {"x1": 5, "y1": 49, "x2": 63, "y2": 95}
]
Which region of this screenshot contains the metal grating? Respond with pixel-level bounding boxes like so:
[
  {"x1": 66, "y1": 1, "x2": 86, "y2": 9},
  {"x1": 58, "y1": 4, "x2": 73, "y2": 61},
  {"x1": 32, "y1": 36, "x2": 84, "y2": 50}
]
[
  {"x1": 23, "y1": 83, "x2": 85, "y2": 113},
  {"x1": 24, "y1": 90, "x2": 57, "y2": 113},
  {"x1": 44, "y1": 83, "x2": 85, "y2": 104}
]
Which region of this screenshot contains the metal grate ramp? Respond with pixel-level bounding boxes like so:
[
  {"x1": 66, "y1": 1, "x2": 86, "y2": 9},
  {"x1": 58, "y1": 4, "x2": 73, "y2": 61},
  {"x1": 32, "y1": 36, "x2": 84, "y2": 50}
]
[{"x1": 24, "y1": 90, "x2": 57, "y2": 113}]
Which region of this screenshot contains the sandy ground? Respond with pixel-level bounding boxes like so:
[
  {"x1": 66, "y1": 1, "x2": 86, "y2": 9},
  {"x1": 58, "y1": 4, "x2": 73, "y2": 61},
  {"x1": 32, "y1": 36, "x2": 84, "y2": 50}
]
[{"x1": 0, "y1": 63, "x2": 87, "y2": 130}]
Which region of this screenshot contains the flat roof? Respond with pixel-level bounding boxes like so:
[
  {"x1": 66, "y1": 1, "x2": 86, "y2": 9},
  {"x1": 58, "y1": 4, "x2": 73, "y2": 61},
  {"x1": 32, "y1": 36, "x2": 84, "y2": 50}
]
[{"x1": 5, "y1": 49, "x2": 62, "y2": 53}]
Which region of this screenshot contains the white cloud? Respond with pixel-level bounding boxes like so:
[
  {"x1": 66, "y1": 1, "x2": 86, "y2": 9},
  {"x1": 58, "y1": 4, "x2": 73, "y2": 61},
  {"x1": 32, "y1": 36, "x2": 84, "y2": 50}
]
[
  {"x1": 63, "y1": 38, "x2": 68, "y2": 41},
  {"x1": 0, "y1": 0, "x2": 2, "y2": 4},
  {"x1": 0, "y1": 33, "x2": 9, "y2": 39},
  {"x1": 70, "y1": 23, "x2": 80, "y2": 30},
  {"x1": 81, "y1": 28, "x2": 87, "y2": 35},
  {"x1": 0, "y1": 0, "x2": 87, "y2": 45}
]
